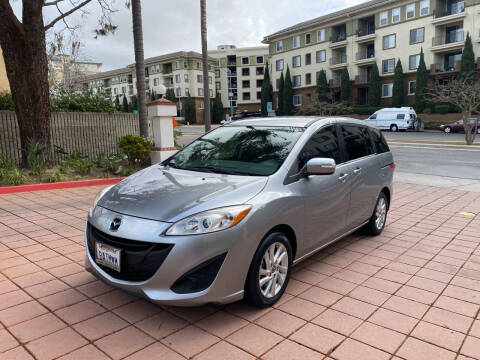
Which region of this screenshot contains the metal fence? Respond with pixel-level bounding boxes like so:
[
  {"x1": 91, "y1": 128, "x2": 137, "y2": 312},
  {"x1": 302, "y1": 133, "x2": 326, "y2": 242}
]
[{"x1": 0, "y1": 111, "x2": 140, "y2": 166}]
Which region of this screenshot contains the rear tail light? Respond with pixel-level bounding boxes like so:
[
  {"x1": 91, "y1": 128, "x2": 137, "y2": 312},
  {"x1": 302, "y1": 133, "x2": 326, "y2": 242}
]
[{"x1": 390, "y1": 162, "x2": 396, "y2": 171}]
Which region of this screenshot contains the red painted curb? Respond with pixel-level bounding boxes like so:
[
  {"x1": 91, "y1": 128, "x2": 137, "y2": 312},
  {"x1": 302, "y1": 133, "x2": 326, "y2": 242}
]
[{"x1": 0, "y1": 177, "x2": 125, "y2": 195}]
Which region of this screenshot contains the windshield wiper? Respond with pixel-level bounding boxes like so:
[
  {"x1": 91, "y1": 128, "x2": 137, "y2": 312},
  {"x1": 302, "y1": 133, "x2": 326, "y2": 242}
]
[{"x1": 184, "y1": 165, "x2": 254, "y2": 176}]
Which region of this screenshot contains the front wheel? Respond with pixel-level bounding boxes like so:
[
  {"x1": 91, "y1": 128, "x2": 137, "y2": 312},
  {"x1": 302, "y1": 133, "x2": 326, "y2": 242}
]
[
  {"x1": 390, "y1": 124, "x2": 398, "y2": 132},
  {"x1": 444, "y1": 126, "x2": 452, "y2": 134},
  {"x1": 365, "y1": 192, "x2": 388, "y2": 235},
  {"x1": 244, "y1": 232, "x2": 292, "y2": 308}
]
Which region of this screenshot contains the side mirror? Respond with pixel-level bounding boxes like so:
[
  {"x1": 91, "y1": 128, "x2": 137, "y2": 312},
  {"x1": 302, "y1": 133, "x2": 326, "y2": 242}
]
[{"x1": 306, "y1": 158, "x2": 336, "y2": 176}]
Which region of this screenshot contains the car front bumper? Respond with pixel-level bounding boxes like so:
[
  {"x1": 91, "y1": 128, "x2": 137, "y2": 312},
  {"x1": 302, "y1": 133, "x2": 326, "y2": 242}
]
[{"x1": 84, "y1": 206, "x2": 251, "y2": 306}]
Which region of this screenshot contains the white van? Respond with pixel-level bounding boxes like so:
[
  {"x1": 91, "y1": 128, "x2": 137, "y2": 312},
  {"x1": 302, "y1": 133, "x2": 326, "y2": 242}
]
[{"x1": 365, "y1": 107, "x2": 418, "y2": 132}]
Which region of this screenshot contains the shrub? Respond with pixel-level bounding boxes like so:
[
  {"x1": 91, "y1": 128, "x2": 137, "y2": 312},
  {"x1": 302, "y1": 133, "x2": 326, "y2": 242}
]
[
  {"x1": 26, "y1": 141, "x2": 47, "y2": 176},
  {"x1": 42, "y1": 170, "x2": 65, "y2": 183},
  {"x1": 0, "y1": 92, "x2": 15, "y2": 111},
  {"x1": 0, "y1": 153, "x2": 14, "y2": 170},
  {"x1": 434, "y1": 104, "x2": 450, "y2": 114},
  {"x1": 118, "y1": 135, "x2": 154, "y2": 166},
  {"x1": 120, "y1": 168, "x2": 137, "y2": 177},
  {"x1": 352, "y1": 106, "x2": 382, "y2": 116},
  {"x1": 2, "y1": 168, "x2": 28, "y2": 185},
  {"x1": 50, "y1": 90, "x2": 117, "y2": 113},
  {"x1": 94, "y1": 153, "x2": 127, "y2": 173}
]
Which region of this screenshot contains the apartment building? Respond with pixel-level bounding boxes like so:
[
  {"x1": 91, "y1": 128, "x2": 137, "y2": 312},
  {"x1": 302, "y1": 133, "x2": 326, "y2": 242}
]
[
  {"x1": 263, "y1": 0, "x2": 480, "y2": 108},
  {"x1": 0, "y1": 48, "x2": 9, "y2": 92},
  {"x1": 79, "y1": 51, "x2": 216, "y2": 121},
  {"x1": 208, "y1": 45, "x2": 269, "y2": 113},
  {"x1": 49, "y1": 54, "x2": 102, "y2": 90}
]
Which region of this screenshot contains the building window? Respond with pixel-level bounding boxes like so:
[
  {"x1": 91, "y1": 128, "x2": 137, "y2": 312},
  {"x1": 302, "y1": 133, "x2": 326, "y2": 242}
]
[
  {"x1": 256, "y1": 56, "x2": 264, "y2": 64},
  {"x1": 185, "y1": 88, "x2": 190, "y2": 96},
  {"x1": 293, "y1": 94, "x2": 302, "y2": 106},
  {"x1": 382, "y1": 84, "x2": 393, "y2": 97},
  {"x1": 198, "y1": 88, "x2": 204, "y2": 96},
  {"x1": 196, "y1": 61, "x2": 201, "y2": 69},
  {"x1": 316, "y1": 50, "x2": 326, "y2": 63},
  {"x1": 122, "y1": 86, "x2": 126, "y2": 94},
  {"x1": 379, "y1": 11, "x2": 388, "y2": 26},
  {"x1": 276, "y1": 59, "x2": 284, "y2": 71},
  {"x1": 410, "y1": 28, "x2": 424, "y2": 44},
  {"x1": 276, "y1": 40, "x2": 283, "y2": 52},
  {"x1": 256, "y1": 79, "x2": 263, "y2": 88},
  {"x1": 306, "y1": 93, "x2": 312, "y2": 104},
  {"x1": 292, "y1": 55, "x2": 301, "y2": 68},
  {"x1": 175, "y1": 74, "x2": 181, "y2": 83},
  {"x1": 216, "y1": 82, "x2": 221, "y2": 90},
  {"x1": 383, "y1": 34, "x2": 396, "y2": 49},
  {"x1": 392, "y1": 8, "x2": 400, "y2": 22},
  {"x1": 176, "y1": 87, "x2": 182, "y2": 97},
  {"x1": 243, "y1": 92, "x2": 251, "y2": 100},
  {"x1": 306, "y1": 73, "x2": 312, "y2": 85},
  {"x1": 242, "y1": 68, "x2": 250, "y2": 76},
  {"x1": 208, "y1": 76, "x2": 212, "y2": 84},
  {"x1": 293, "y1": 75, "x2": 301, "y2": 87},
  {"x1": 153, "y1": 78, "x2": 159, "y2": 86},
  {"x1": 420, "y1": 0, "x2": 430, "y2": 15},
  {"x1": 199, "y1": 101, "x2": 204, "y2": 109},
  {"x1": 317, "y1": 29, "x2": 325, "y2": 42},
  {"x1": 215, "y1": 69, "x2": 220, "y2": 77},
  {"x1": 184, "y1": 61, "x2": 188, "y2": 68},
  {"x1": 113, "y1": 88, "x2": 118, "y2": 95},
  {"x1": 409, "y1": 54, "x2": 421, "y2": 70},
  {"x1": 210, "y1": 89, "x2": 213, "y2": 97},
  {"x1": 184, "y1": 74, "x2": 189, "y2": 82},
  {"x1": 197, "y1": 75, "x2": 203, "y2": 83},
  {"x1": 406, "y1": 3, "x2": 415, "y2": 18},
  {"x1": 305, "y1": 33, "x2": 311, "y2": 45},
  {"x1": 242, "y1": 56, "x2": 249, "y2": 65},
  {"x1": 305, "y1": 53, "x2": 311, "y2": 65},
  {"x1": 175, "y1": 61, "x2": 181, "y2": 69},
  {"x1": 382, "y1": 58, "x2": 395, "y2": 73},
  {"x1": 408, "y1": 81, "x2": 416, "y2": 95},
  {"x1": 257, "y1": 91, "x2": 261, "y2": 100},
  {"x1": 276, "y1": 78, "x2": 281, "y2": 89},
  {"x1": 293, "y1": 35, "x2": 301, "y2": 48},
  {"x1": 242, "y1": 80, "x2": 250, "y2": 88},
  {"x1": 256, "y1": 67, "x2": 264, "y2": 75}
]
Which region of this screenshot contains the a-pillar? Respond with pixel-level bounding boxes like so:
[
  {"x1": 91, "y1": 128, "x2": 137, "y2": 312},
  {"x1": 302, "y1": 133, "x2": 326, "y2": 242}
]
[{"x1": 147, "y1": 98, "x2": 178, "y2": 163}]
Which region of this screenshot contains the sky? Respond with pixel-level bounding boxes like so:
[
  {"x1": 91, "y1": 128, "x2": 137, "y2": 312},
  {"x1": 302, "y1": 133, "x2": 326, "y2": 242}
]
[{"x1": 13, "y1": 0, "x2": 365, "y2": 71}]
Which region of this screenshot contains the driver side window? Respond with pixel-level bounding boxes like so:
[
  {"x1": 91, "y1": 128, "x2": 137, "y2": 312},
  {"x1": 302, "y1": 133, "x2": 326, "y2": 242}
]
[{"x1": 297, "y1": 126, "x2": 342, "y2": 171}]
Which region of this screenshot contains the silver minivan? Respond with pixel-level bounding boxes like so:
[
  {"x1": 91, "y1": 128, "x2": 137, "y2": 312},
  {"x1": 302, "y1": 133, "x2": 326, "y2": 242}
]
[{"x1": 85, "y1": 117, "x2": 394, "y2": 307}]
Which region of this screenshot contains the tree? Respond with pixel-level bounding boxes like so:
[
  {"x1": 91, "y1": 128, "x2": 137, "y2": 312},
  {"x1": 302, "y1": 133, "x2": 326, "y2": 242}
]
[
  {"x1": 0, "y1": 1, "x2": 118, "y2": 166},
  {"x1": 392, "y1": 60, "x2": 404, "y2": 107},
  {"x1": 130, "y1": 0, "x2": 148, "y2": 138},
  {"x1": 261, "y1": 62, "x2": 273, "y2": 116},
  {"x1": 184, "y1": 94, "x2": 196, "y2": 124},
  {"x1": 415, "y1": 48, "x2": 428, "y2": 113},
  {"x1": 277, "y1": 72, "x2": 285, "y2": 115},
  {"x1": 150, "y1": 90, "x2": 156, "y2": 101},
  {"x1": 340, "y1": 68, "x2": 351, "y2": 103},
  {"x1": 122, "y1": 95, "x2": 129, "y2": 113},
  {"x1": 316, "y1": 70, "x2": 329, "y2": 103},
  {"x1": 114, "y1": 94, "x2": 121, "y2": 111},
  {"x1": 283, "y1": 66, "x2": 294, "y2": 116},
  {"x1": 131, "y1": 95, "x2": 138, "y2": 111},
  {"x1": 200, "y1": 0, "x2": 211, "y2": 131},
  {"x1": 429, "y1": 77, "x2": 480, "y2": 145},
  {"x1": 460, "y1": 33, "x2": 475, "y2": 83},
  {"x1": 165, "y1": 88, "x2": 176, "y2": 102},
  {"x1": 368, "y1": 63, "x2": 381, "y2": 107},
  {"x1": 211, "y1": 93, "x2": 224, "y2": 123}
]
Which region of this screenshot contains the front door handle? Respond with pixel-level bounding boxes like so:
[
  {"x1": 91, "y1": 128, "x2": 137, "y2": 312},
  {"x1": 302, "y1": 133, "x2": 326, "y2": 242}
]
[
  {"x1": 338, "y1": 174, "x2": 349, "y2": 182},
  {"x1": 353, "y1": 167, "x2": 362, "y2": 175}
]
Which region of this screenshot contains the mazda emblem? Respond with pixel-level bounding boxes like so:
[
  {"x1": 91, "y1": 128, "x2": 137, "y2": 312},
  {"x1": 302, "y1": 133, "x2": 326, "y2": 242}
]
[{"x1": 110, "y1": 217, "x2": 122, "y2": 232}]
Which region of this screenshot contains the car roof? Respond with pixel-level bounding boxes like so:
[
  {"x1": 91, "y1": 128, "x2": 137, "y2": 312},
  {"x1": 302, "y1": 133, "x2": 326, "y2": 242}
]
[{"x1": 226, "y1": 117, "x2": 375, "y2": 129}]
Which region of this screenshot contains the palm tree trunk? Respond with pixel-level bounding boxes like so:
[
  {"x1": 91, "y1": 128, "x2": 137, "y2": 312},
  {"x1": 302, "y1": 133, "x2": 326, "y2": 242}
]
[
  {"x1": 200, "y1": 0, "x2": 211, "y2": 132},
  {"x1": 131, "y1": 0, "x2": 148, "y2": 138}
]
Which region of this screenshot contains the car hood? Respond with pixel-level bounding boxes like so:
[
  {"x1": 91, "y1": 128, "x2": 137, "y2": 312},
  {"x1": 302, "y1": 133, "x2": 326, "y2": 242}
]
[{"x1": 98, "y1": 165, "x2": 268, "y2": 222}]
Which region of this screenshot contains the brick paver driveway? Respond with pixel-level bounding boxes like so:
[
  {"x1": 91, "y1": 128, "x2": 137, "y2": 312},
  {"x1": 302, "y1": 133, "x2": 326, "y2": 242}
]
[{"x1": 1, "y1": 182, "x2": 480, "y2": 360}]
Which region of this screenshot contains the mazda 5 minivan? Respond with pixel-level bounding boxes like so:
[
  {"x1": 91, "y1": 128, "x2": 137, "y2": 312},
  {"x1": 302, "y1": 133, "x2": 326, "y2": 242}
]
[{"x1": 85, "y1": 117, "x2": 394, "y2": 308}]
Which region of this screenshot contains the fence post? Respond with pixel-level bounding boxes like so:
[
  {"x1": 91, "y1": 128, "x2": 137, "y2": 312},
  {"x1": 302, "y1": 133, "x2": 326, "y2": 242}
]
[{"x1": 147, "y1": 99, "x2": 177, "y2": 163}]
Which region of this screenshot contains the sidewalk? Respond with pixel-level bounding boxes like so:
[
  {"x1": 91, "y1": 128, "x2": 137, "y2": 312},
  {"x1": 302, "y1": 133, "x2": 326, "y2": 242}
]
[{"x1": 0, "y1": 182, "x2": 480, "y2": 359}]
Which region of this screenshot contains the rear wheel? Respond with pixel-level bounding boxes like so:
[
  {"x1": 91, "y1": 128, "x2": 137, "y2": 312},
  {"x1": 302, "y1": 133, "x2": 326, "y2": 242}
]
[
  {"x1": 390, "y1": 124, "x2": 398, "y2": 132},
  {"x1": 244, "y1": 232, "x2": 292, "y2": 308},
  {"x1": 444, "y1": 126, "x2": 452, "y2": 134},
  {"x1": 365, "y1": 192, "x2": 388, "y2": 235}
]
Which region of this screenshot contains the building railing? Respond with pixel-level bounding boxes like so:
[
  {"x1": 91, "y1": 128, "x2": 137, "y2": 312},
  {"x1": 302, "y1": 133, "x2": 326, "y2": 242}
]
[
  {"x1": 357, "y1": 73, "x2": 370, "y2": 84},
  {"x1": 332, "y1": 78, "x2": 342, "y2": 87},
  {"x1": 356, "y1": 50, "x2": 375, "y2": 60},
  {"x1": 432, "y1": 30, "x2": 464, "y2": 46},
  {"x1": 433, "y1": 2, "x2": 465, "y2": 18},
  {"x1": 432, "y1": 62, "x2": 458, "y2": 73},
  {"x1": 357, "y1": 27, "x2": 375, "y2": 37},
  {"x1": 330, "y1": 55, "x2": 347, "y2": 65},
  {"x1": 330, "y1": 33, "x2": 347, "y2": 43}
]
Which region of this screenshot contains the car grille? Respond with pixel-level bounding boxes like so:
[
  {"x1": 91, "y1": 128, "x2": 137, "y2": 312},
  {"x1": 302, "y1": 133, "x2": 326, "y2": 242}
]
[{"x1": 86, "y1": 222, "x2": 173, "y2": 282}]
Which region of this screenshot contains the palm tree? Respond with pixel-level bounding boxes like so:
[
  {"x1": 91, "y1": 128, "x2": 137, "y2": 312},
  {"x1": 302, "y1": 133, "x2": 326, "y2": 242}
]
[
  {"x1": 131, "y1": 0, "x2": 148, "y2": 138},
  {"x1": 200, "y1": 0, "x2": 211, "y2": 131}
]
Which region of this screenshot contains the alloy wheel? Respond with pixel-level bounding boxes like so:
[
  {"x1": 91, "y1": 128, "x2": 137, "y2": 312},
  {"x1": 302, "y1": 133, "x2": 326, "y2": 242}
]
[
  {"x1": 375, "y1": 197, "x2": 387, "y2": 230},
  {"x1": 258, "y1": 242, "x2": 289, "y2": 298}
]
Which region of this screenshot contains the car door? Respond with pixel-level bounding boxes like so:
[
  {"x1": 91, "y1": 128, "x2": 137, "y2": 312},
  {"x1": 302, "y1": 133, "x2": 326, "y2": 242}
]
[
  {"x1": 288, "y1": 125, "x2": 351, "y2": 253},
  {"x1": 339, "y1": 124, "x2": 379, "y2": 229}
]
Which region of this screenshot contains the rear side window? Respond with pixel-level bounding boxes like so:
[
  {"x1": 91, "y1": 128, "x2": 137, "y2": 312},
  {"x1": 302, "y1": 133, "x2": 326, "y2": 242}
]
[
  {"x1": 298, "y1": 126, "x2": 342, "y2": 170},
  {"x1": 369, "y1": 128, "x2": 390, "y2": 153},
  {"x1": 341, "y1": 125, "x2": 369, "y2": 161},
  {"x1": 397, "y1": 114, "x2": 405, "y2": 120},
  {"x1": 361, "y1": 127, "x2": 376, "y2": 155}
]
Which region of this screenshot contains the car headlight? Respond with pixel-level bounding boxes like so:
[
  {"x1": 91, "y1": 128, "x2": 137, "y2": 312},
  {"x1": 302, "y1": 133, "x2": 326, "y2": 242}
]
[
  {"x1": 165, "y1": 205, "x2": 252, "y2": 236},
  {"x1": 92, "y1": 185, "x2": 114, "y2": 209}
]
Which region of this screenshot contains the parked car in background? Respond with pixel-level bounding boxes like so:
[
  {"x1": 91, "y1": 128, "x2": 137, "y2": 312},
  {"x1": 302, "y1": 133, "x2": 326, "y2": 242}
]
[
  {"x1": 85, "y1": 117, "x2": 394, "y2": 308},
  {"x1": 439, "y1": 119, "x2": 480, "y2": 133},
  {"x1": 365, "y1": 107, "x2": 419, "y2": 132}
]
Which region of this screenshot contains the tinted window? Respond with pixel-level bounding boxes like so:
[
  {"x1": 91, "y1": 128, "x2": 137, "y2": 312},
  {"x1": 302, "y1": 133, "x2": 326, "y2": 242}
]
[
  {"x1": 369, "y1": 128, "x2": 390, "y2": 154},
  {"x1": 298, "y1": 126, "x2": 342, "y2": 171},
  {"x1": 361, "y1": 127, "x2": 376, "y2": 155},
  {"x1": 397, "y1": 114, "x2": 405, "y2": 120},
  {"x1": 341, "y1": 125, "x2": 368, "y2": 161}
]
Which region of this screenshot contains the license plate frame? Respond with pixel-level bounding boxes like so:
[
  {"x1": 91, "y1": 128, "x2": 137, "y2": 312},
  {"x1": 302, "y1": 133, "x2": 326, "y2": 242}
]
[{"x1": 95, "y1": 242, "x2": 121, "y2": 272}]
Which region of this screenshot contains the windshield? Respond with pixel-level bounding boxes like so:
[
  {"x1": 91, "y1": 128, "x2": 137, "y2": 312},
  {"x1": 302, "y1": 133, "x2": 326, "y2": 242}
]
[{"x1": 165, "y1": 126, "x2": 305, "y2": 176}]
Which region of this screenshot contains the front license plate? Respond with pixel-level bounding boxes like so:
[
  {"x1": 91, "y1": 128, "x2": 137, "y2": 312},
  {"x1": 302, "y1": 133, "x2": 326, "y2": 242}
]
[{"x1": 95, "y1": 242, "x2": 121, "y2": 272}]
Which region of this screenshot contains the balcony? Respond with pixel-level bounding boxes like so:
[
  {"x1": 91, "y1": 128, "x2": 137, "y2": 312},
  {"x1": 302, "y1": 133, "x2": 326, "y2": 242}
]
[
  {"x1": 355, "y1": 17, "x2": 376, "y2": 44},
  {"x1": 329, "y1": 33, "x2": 347, "y2": 48},
  {"x1": 355, "y1": 73, "x2": 370, "y2": 85},
  {"x1": 430, "y1": 60, "x2": 461, "y2": 74},
  {"x1": 431, "y1": 30, "x2": 465, "y2": 52},
  {"x1": 330, "y1": 78, "x2": 342, "y2": 87},
  {"x1": 432, "y1": 2, "x2": 465, "y2": 25},
  {"x1": 355, "y1": 50, "x2": 376, "y2": 66},
  {"x1": 330, "y1": 55, "x2": 348, "y2": 69}
]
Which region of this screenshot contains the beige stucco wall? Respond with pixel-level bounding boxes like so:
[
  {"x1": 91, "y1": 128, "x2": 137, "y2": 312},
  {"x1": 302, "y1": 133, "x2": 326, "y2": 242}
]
[{"x1": 0, "y1": 48, "x2": 10, "y2": 92}]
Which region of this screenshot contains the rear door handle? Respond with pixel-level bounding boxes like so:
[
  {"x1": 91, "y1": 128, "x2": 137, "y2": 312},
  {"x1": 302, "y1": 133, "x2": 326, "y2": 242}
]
[
  {"x1": 338, "y1": 174, "x2": 349, "y2": 182},
  {"x1": 353, "y1": 167, "x2": 362, "y2": 175}
]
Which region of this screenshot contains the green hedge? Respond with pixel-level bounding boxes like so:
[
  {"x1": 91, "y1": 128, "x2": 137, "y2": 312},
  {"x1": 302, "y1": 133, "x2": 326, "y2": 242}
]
[
  {"x1": 351, "y1": 106, "x2": 383, "y2": 116},
  {"x1": 433, "y1": 104, "x2": 450, "y2": 114}
]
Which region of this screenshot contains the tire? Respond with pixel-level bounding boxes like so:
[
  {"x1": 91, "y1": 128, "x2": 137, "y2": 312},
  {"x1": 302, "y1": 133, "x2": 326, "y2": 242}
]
[
  {"x1": 365, "y1": 192, "x2": 388, "y2": 236},
  {"x1": 390, "y1": 124, "x2": 398, "y2": 132},
  {"x1": 444, "y1": 126, "x2": 452, "y2": 134},
  {"x1": 244, "y1": 232, "x2": 292, "y2": 308}
]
